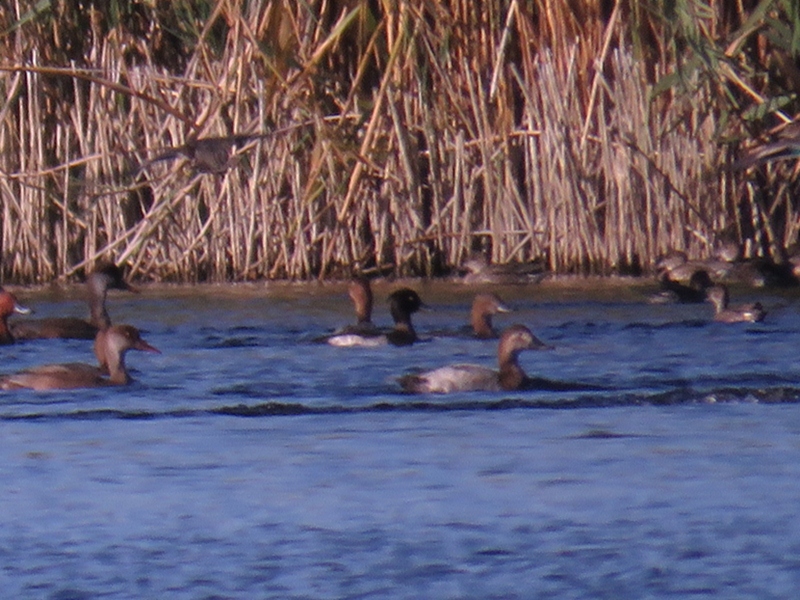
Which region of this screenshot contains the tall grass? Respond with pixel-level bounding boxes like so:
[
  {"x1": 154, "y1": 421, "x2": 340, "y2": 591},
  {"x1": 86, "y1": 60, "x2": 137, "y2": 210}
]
[{"x1": 0, "y1": 0, "x2": 796, "y2": 283}]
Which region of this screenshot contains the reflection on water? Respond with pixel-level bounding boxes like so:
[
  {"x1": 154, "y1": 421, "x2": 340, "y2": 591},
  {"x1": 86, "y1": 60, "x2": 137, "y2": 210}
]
[{"x1": 2, "y1": 279, "x2": 800, "y2": 597}]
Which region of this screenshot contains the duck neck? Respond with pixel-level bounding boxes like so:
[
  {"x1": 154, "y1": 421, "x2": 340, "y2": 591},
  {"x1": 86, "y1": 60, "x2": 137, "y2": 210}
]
[
  {"x1": 88, "y1": 276, "x2": 112, "y2": 329},
  {"x1": 355, "y1": 305, "x2": 372, "y2": 325},
  {"x1": 387, "y1": 322, "x2": 417, "y2": 346},
  {"x1": 498, "y1": 350, "x2": 526, "y2": 390},
  {"x1": 710, "y1": 295, "x2": 726, "y2": 314},
  {"x1": 105, "y1": 347, "x2": 131, "y2": 385},
  {"x1": 390, "y1": 303, "x2": 416, "y2": 336},
  {"x1": 354, "y1": 291, "x2": 373, "y2": 324},
  {"x1": 498, "y1": 363, "x2": 525, "y2": 391},
  {"x1": 472, "y1": 313, "x2": 494, "y2": 338}
]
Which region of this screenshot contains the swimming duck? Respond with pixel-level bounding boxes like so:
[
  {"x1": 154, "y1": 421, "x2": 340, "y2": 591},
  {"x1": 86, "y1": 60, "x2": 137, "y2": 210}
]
[
  {"x1": 0, "y1": 325, "x2": 160, "y2": 391},
  {"x1": 470, "y1": 293, "x2": 512, "y2": 338},
  {"x1": 327, "y1": 288, "x2": 426, "y2": 347},
  {"x1": 398, "y1": 324, "x2": 546, "y2": 393},
  {"x1": 326, "y1": 277, "x2": 382, "y2": 339},
  {"x1": 706, "y1": 285, "x2": 766, "y2": 323},
  {"x1": 347, "y1": 277, "x2": 376, "y2": 330},
  {"x1": 11, "y1": 263, "x2": 136, "y2": 341},
  {"x1": 0, "y1": 289, "x2": 32, "y2": 345},
  {"x1": 648, "y1": 269, "x2": 714, "y2": 304}
]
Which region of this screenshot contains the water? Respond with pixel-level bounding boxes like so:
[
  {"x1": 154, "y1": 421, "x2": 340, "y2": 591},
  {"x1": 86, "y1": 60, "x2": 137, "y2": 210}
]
[{"x1": 3, "y1": 279, "x2": 800, "y2": 598}]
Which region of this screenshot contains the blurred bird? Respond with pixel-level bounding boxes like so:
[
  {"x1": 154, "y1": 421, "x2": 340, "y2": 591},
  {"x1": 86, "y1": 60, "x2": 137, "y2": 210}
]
[
  {"x1": 706, "y1": 285, "x2": 766, "y2": 323},
  {"x1": 733, "y1": 120, "x2": 800, "y2": 170},
  {"x1": 135, "y1": 133, "x2": 274, "y2": 174}
]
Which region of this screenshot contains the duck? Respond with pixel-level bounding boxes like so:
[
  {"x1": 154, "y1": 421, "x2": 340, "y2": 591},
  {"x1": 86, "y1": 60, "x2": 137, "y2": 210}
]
[
  {"x1": 648, "y1": 269, "x2": 714, "y2": 304},
  {"x1": 459, "y1": 254, "x2": 547, "y2": 284},
  {"x1": 324, "y1": 277, "x2": 382, "y2": 342},
  {"x1": 470, "y1": 293, "x2": 512, "y2": 338},
  {"x1": 659, "y1": 241, "x2": 800, "y2": 288},
  {"x1": 398, "y1": 324, "x2": 546, "y2": 393},
  {"x1": 706, "y1": 284, "x2": 766, "y2": 323},
  {"x1": 0, "y1": 325, "x2": 160, "y2": 391},
  {"x1": 0, "y1": 289, "x2": 32, "y2": 345},
  {"x1": 327, "y1": 288, "x2": 426, "y2": 347},
  {"x1": 728, "y1": 253, "x2": 799, "y2": 288},
  {"x1": 11, "y1": 263, "x2": 137, "y2": 341},
  {"x1": 346, "y1": 277, "x2": 377, "y2": 332},
  {"x1": 654, "y1": 251, "x2": 733, "y2": 283}
]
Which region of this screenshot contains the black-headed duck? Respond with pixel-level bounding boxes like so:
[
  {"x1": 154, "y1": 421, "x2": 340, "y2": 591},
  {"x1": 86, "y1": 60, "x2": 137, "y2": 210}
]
[
  {"x1": 706, "y1": 285, "x2": 766, "y2": 323},
  {"x1": 398, "y1": 324, "x2": 547, "y2": 393},
  {"x1": 470, "y1": 293, "x2": 512, "y2": 338},
  {"x1": 11, "y1": 263, "x2": 137, "y2": 341},
  {"x1": 0, "y1": 289, "x2": 32, "y2": 345},
  {"x1": 0, "y1": 325, "x2": 160, "y2": 391},
  {"x1": 327, "y1": 288, "x2": 426, "y2": 347}
]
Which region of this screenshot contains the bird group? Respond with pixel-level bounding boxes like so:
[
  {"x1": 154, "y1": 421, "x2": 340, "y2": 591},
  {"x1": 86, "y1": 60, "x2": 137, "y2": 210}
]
[
  {"x1": 649, "y1": 252, "x2": 768, "y2": 323},
  {"x1": 0, "y1": 260, "x2": 770, "y2": 394},
  {"x1": 0, "y1": 264, "x2": 159, "y2": 391}
]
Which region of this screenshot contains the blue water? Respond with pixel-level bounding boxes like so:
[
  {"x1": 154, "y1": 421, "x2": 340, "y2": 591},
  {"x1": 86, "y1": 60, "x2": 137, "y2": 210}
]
[{"x1": 3, "y1": 280, "x2": 800, "y2": 598}]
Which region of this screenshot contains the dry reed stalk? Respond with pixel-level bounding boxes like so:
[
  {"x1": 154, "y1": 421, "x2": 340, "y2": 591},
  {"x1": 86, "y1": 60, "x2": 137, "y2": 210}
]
[{"x1": 0, "y1": 0, "x2": 780, "y2": 283}]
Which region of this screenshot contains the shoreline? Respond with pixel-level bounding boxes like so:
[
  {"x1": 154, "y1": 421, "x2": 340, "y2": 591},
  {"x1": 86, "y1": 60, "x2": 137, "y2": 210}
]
[{"x1": 3, "y1": 273, "x2": 789, "y2": 305}]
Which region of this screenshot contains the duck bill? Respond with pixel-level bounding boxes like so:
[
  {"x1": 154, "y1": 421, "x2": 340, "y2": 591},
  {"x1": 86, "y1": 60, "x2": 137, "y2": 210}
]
[
  {"x1": 123, "y1": 281, "x2": 140, "y2": 294},
  {"x1": 135, "y1": 340, "x2": 161, "y2": 354},
  {"x1": 528, "y1": 334, "x2": 551, "y2": 350}
]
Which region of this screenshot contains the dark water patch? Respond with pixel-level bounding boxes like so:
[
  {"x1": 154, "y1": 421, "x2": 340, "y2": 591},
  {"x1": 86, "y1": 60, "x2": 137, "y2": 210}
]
[
  {"x1": 743, "y1": 327, "x2": 784, "y2": 336},
  {"x1": 197, "y1": 325, "x2": 276, "y2": 348},
  {"x1": 628, "y1": 373, "x2": 800, "y2": 392},
  {"x1": 623, "y1": 320, "x2": 708, "y2": 330},
  {"x1": 543, "y1": 319, "x2": 710, "y2": 343},
  {"x1": 0, "y1": 408, "x2": 176, "y2": 421},
  {"x1": 203, "y1": 336, "x2": 264, "y2": 349},
  {"x1": 551, "y1": 319, "x2": 707, "y2": 333},
  {"x1": 474, "y1": 547, "x2": 515, "y2": 557},
  {"x1": 571, "y1": 429, "x2": 636, "y2": 439},
  {"x1": 417, "y1": 325, "x2": 488, "y2": 340},
  {"x1": 210, "y1": 382, "x2": 391, "y2": 401},
  {"x1": 550, "y1": 321, "x2": 616, "y2": 335},
  {"x1": 49, "y1": 589, "x2": 93, "y2": 600},
  {"x1": 211, "y1": 383, "x2": 274, "y2": 398},
  {"x1": 523, "y1": 377, "x2": 610, "y2": 392}
]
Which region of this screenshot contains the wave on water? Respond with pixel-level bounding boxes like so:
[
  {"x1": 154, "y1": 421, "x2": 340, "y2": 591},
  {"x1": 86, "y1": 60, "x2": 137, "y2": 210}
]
[{"x1": 3, "y1": 385, "x2": 800, "y2": 422}]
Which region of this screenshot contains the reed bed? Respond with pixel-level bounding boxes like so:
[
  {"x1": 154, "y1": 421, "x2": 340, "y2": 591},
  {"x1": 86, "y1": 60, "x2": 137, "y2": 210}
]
[{"x1": 0, "y1": 1, "x2": 795, "y2": 283}]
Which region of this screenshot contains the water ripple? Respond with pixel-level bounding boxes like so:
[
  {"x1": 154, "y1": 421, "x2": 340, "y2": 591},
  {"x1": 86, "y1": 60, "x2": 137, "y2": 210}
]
[{"x1": 4, "y1": 385, "x2": 800, "y2": 422}]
